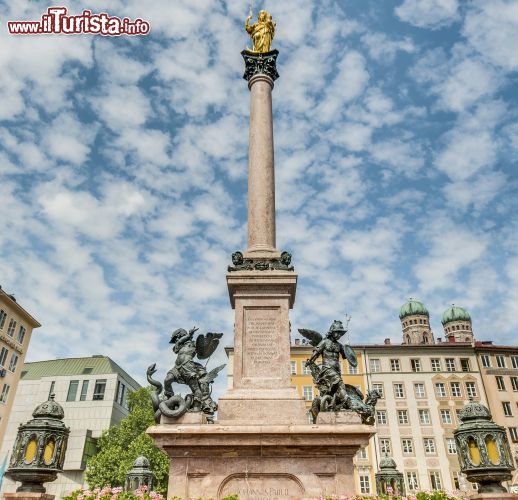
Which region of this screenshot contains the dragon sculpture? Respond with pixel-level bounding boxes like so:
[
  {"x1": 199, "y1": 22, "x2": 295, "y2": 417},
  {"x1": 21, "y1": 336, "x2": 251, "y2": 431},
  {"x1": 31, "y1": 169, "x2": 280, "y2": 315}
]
[
  {"x1": 299, "y1": 320, "x2": 380, "y2": 425},
  {"x1": 147, "y1": 327, "x2": 225, "y2": 424}
]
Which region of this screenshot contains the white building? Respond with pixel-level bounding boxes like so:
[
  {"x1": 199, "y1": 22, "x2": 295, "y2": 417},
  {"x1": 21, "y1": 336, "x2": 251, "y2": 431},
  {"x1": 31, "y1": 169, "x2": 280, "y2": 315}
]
[{"x1": 1, "y1": 356, "x2": 140, "y2": 497}]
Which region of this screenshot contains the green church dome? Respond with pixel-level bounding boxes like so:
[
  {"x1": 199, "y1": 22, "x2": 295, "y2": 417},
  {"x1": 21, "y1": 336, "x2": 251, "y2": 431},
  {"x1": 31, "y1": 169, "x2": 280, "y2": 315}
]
[
  {"x1": 399, "y1": 299, "x2": 429, "y2": 319},
  {"x1": 441, "y1": 305, "x2": 471, "y2": 325}
]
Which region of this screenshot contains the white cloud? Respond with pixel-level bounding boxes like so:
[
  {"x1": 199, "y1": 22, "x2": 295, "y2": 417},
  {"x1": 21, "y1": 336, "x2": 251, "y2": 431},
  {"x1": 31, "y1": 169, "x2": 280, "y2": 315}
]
[
  {"x1": 436, "y1": 130, "x2": 496, "y2": 181},
  {"x1": 463, "y1": 1, "x2": 518, "y2": 72},
  {"x1": 395, "y1": 0, "x2": 460, "y2": 29},
  {"x1": 416, "y1": 223, "x2": 488, "y2": 292}
]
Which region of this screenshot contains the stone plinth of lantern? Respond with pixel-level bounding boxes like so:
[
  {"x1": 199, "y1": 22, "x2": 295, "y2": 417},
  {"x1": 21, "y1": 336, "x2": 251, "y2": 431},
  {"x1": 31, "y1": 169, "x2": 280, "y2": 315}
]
[
  {"x1": 4, "y1": 394, "x2": 70, "y2": 500},
  {"x1": 454, "y1": 399, "x2": 517, "y2": 499}
]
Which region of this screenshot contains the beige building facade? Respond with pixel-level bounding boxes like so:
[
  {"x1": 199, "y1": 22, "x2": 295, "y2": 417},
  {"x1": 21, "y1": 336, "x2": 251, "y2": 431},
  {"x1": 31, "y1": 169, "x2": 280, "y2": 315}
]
[
  {"x1": 0, "y1": 286, "x2": 40, "y2": 448},
  {"x1": 474, "y1": 342, "x2": 518, "y2": 491},
  {"x1": 0, "y1": 356, "x2": 140, "y2": 497}
]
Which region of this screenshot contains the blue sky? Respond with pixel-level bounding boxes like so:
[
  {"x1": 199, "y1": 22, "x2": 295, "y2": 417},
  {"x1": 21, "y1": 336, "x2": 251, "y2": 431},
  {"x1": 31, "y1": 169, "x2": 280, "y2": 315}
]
[{"x1": 0, "y1": 0, "x2": 517, "y2": 393}]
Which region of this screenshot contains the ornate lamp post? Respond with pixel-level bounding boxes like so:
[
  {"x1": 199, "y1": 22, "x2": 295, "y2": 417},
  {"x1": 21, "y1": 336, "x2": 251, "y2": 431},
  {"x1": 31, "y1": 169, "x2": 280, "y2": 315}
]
[
  {"x1": 125, "y1": 455, "x2": 154, "y2": 492},
  {"x1": 454, "y1": 399, "x2": 515, "y2": 494},
  {"x1": 375, "y1": 456, "x2": 405, "y2": 496},
  {"x1": 5, "y1": 394, "x2": 69, "y2": 495}
]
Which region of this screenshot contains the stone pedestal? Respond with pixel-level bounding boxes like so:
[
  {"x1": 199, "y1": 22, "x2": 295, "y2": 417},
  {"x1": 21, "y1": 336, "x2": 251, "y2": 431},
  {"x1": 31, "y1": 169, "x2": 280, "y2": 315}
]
[
  {"x1": 218, "y1": 271, "x2": 307, "y2": 425},
  {"x1": 4, "y1": 494, "x2": 55, "y2": 500},
  {"x1": 148, "y1": 422, "x2": 374, "y2": 499}
]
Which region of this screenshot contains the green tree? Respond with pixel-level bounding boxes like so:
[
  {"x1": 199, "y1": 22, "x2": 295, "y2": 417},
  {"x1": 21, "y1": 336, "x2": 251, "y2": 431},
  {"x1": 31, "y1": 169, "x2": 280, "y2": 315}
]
[{"x1": 85, "y1": 387, "x2": 169, "y2": 495}]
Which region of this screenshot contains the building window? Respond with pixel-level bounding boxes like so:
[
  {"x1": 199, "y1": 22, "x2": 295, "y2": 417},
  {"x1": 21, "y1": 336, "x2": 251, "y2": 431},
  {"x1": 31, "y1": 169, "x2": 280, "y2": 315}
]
[
  {"x1": 431, "y1": 358, "x2": 441, "y2": 372},
  {"x1": 466, "y1": 381, "x2": 477, "y2": 398},
  {"x1": 502, "y1": 402, "x2": 513, "y2": 417},
  {"x1": 379, "y1": 438, "x2": 391, "y2": 455},
  {"x1": 509, "y1": 427, "x2": 518, "y2": 442},
  {"x1": 511, "y1": 377, "x2": 518, "y2": 392},
  {"x1": 303, "y1": 386, "x2": 313, "y2": 401},
  {"x1": 496, "y1": 376, "x2": 506, "y2": 391},
  {"x1": 390, "y1": 359, "x2": 401, "y2": 372},
  {"x1": 8, "y1": 353, "x2": 18, "y2": 373},
  {"x1": 372, "y1": 383, "x2": 384, "y2": 399},
  {"x1": 402, "y1": 438, "x2": 414, "y2": 454},
  {"x1": 16, "y1": 325, "x2": 26, "y2": 344},
  {"x1": 80, "y1": 380, "x2": 89, "y2": 401},
  {"x1": 0, "y1": 347, "x2": 8, "y2": 367},
  {"x1": 419, "y1": 409, "x2": 431, "y2": 425},
  {"x1": 376, "y1": 410, "x2": 387, "y2": 425},
  {"x1": 359, "y1": 475, "x2": 371, "y2": 494},
  {"x1": 424, "y1": 438, "x2": 436, "y2": 454},
  {"x1": 511, "y1": 356, "x2": 518, "y2": 369},
  {"x1": 82, "y1": 435, "x2": 98, "y2": 465},
  {"x1": 398, "y1": 410, "x2": 409, "y2": 425},
  {"x1": 481, "y1": 355, "x2": 491, "y2": 368},
  {"x1": 48, "y1": 381, "x2": 55, "y2": 399},
  {"x1": 450, "y1": 382, "x2": 462, "y2": 398},
  {"x1": 0, "y1": 310, "x2": 7, "y2": 329},
  {"x1": 290, "y1": 361, "x2": 297, "y2": 375},
  {"x1": 348, "y1": 362, "x2": 358, "y2": 374},
  {"x1": 0, "y1": 383, "x2": 10, "y2": 403},
  {"x1": 446, "y1": 437, "x2": 457, "y2": 454},
  {"x1": 302, "y1": 363, "x2": 311, "y2": 375},
  {"x1": 357, "y1": 447, "x2": 367, "y2": 459},
  {"x1": 411, "y1": 359, "x2": 422, "y2": 372},
  {"x1": 93, "y1": 379, "x2": 107, "y2": 401},
  {"x1": 67, "y1": 380, "x2": 79, "y2": 401},
  {"x1": 460, "y1": 358, "x2": 470, "y2": 372},
  {"x1": 445, "y1": 358, "x2": 456, "y2": 372},
  {"x1": 406, "y1": 471, "x2": 419, "y2": 491},
  {"x1": 435, "y1": 383, "x2": 447, "y2": 398},
  {"x1": 452, "y1": 471, "x2": 461, "y2": 490},
  {"x1": 6, "y1": 319, "x2": 16, "y2": 337},
  {"x1": 430, "y1": 471, "x2": 442, "y2": 490},
  {"x1": 370, "y1": 359, "x2": 381, "y2": 373},
  {"x1": 496, "y1": 355, "x2": 506, "y2": 368},
  {"x1": 441, "y1": 409, "x2": 452, "y2": 424},
  {"x1": 394, "y1": 383, "x2": 405, "y2": 398},
  {"x1": 414, "y1": 383, "x2": 426, "y2": 398},
  {"x1": 116, "y1": 380, "x2": 126, "y2": 405}
]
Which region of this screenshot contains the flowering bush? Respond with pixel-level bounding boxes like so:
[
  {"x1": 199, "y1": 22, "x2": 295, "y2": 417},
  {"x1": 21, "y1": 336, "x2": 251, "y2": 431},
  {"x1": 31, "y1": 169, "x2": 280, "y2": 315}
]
[{"x1": 63, "y1": 485, "x2": 164, "y2": 500}]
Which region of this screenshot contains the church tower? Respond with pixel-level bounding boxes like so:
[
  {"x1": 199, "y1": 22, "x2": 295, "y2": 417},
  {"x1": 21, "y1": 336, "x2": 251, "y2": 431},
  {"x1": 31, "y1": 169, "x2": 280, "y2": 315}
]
[
  {"x1": 441, "y1": 305, "x2": 474, "y2": 343},
  {"x1": 399, "y1": 299, "x2": 434, "y2": 345}
]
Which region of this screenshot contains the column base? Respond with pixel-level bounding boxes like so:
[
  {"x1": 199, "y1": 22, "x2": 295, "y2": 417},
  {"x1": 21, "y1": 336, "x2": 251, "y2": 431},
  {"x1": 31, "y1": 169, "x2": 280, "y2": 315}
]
[{"x1": 217, "y1": 388, "x2": 308, "y2": 425}]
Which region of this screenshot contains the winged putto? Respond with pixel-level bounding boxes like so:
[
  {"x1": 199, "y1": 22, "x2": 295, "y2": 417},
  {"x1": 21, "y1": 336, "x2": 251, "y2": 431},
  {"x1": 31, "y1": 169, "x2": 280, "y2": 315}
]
[
  {"x1": 147, "y1": 327, "x2": 225, "y2": 423},
  {"x1": 299, "y1": 320, "x2": 379, "y2": 425}
]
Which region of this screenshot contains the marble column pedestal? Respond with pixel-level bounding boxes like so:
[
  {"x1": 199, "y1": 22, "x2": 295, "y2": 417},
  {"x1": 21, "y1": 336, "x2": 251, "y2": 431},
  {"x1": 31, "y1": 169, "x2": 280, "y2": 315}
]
[{"x1": 148, "y1": 419, "x2": 374, "y2": 499}]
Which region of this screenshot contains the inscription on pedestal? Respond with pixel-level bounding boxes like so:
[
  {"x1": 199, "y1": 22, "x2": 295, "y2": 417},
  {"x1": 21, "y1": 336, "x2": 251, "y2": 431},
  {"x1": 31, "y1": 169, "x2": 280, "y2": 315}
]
[
  {"x1": 219, "y1": 474, "x2": 303, "y2": 500},
  {"x1": 244, "y1": 307, "x2": 280, "y2": 379}
]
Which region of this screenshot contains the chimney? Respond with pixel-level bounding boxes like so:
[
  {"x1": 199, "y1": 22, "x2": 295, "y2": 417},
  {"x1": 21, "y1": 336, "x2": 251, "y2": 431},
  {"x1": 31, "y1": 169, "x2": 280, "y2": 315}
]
[
  {"x1": 294, "y1": 338, "x2": 300, "y2": 345},
  {"x1": 437, "y1": 337, "x2": 442, "y2": 343},
  {"x1": 384, "y1": 338, "x2": 391, "y2": 345}
]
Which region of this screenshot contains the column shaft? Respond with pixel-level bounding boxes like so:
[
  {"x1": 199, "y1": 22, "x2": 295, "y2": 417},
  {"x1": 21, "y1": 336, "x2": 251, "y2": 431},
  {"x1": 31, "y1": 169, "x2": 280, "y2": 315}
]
[{"x1": 245, "y1": 75, "x2": 277, "y2": 258}]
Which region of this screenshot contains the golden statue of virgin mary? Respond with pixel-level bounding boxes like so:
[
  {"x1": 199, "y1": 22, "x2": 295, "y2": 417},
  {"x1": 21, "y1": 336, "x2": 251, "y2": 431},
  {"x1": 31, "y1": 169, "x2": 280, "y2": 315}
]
[{"x1": 245, "y1": 10, "x2": 276, "y2": 53}]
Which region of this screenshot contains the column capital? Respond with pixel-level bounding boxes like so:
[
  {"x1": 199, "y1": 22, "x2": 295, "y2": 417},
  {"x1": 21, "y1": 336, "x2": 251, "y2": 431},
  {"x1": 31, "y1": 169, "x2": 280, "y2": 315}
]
[{"x1": 241, "y1": 49, "x2": 279, "y2": 86}]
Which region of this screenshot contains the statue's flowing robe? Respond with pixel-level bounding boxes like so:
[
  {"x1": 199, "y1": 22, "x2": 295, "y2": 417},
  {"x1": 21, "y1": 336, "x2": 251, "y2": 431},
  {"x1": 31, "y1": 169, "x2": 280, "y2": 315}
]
[{"x1": 247, "y1": 21, "x2": 274, "y2": 53}]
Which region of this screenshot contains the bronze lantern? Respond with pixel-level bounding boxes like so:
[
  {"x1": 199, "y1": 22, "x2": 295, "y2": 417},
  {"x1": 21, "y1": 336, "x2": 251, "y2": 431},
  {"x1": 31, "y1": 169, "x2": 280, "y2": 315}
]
[
  {"x1": 6, "y1": 394, "x2": 70, "y2": 493},
  {"x1": 454, "y1": 399, "x2": 514, "y2": 494},
  {"x1": 375, "y1": 456, "x2": 405, "y2": 497},
  {"x1": 125, "y1": 455, "x2": 154, "y2": 492}
]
